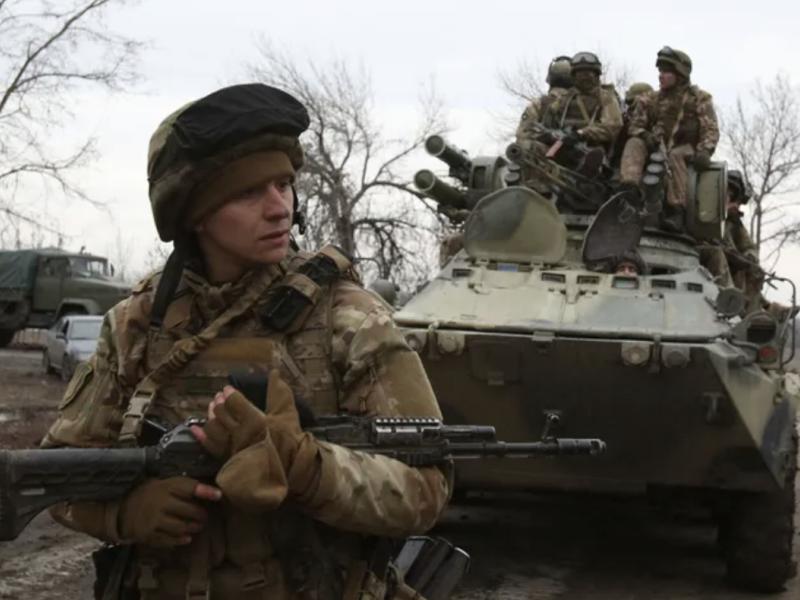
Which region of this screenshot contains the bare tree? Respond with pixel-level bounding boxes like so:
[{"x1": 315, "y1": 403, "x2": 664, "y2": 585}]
[
  {"x1": 723, "y1": 74, "x2": 800, "y2": 263},
  {"x1": 0, "y1": 0, "x2": 140, "y2": 246},
  {"x1": 246, "y1": 41, "x2": 447, "y2": 286}
]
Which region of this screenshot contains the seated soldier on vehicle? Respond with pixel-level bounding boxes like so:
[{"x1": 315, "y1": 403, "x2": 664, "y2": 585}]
[
  {"x1": 515, "y1": 55, "x2": 573, "y2": 151},
  {"x1": 699, "y1": 170, "x2": 760, "y2": 298},
  {"x1": 619, "y1": 47, "x2": 720, "y2": 233},
  {"x1": 539, "y1": 51, "x2": 623, "y2": 178}
]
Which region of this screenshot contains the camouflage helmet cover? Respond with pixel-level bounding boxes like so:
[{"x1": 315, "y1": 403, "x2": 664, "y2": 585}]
[
  {"x1": 546, "y1": 55, "x2": 573, "y2": 88},
  {"x1": 656, "y1": 46, "x2": 692, "y2": 79},
  {"x1": 727, "y1": 169, "x2": 752, "y2": 204},
  {"x1": 570, "y1": 51, "x2": 602, "y2": 76},
  {"x1": 147, "y1": 83, "x2": 310, "y2": 241},
  {"x1": 625, "y1": 82, "x2": 654, "y2": 104}
]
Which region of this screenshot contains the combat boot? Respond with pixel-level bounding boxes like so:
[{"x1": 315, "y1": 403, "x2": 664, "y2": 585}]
[
  {"x1": 660, "y1": 205, "x2": 685, "y2": 233},
  {"x1": 576, "y1": 147, "x2": 605, "y2": 179}
]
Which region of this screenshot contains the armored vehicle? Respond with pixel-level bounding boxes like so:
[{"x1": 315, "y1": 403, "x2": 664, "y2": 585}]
[
  {"x1": 0, "y1": 248, "x2": 129, "y2": 347},
  {"x1": 395, "y1": 135, "x2": 798, "y2": 592}
]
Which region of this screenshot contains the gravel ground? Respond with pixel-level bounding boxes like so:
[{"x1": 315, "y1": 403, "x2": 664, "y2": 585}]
[{"x1": 0, "y1": 348, "x2": 797, "y2": 599}]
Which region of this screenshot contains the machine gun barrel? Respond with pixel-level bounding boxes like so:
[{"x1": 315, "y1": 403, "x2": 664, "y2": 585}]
[
  {"x1": 425, "y1": 135, "x2": 472, "y2": 179},
  {"x1": 414, "y1": 169, "x2": 468, "y2": 210}
]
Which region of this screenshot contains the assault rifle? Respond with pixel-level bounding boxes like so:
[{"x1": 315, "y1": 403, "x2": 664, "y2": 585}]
[{"x1": 0, "y1": 391, "x2": 605, "y2": 542}]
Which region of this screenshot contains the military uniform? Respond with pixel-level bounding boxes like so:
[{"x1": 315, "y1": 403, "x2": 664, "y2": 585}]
[
  {"x1": 541, "y1": 85, "x2": 622, "y2": 150},
  {"x1": 515, "y1": 86, "x2": 570, "y2": 151},
  {"x1": 620, "y1": 48, "x2": 719, "y2": 210},
  {"x1": 621, "y1": 84, "x2": 719, "y2": 206},
  {"x1": 43, "y1": 83, "x2": 450, "y2": 600}
]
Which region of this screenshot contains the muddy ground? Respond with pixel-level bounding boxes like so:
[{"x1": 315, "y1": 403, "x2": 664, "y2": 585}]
[{"x1": 0, "y1": 348, "x2": 798, "y2": 599}]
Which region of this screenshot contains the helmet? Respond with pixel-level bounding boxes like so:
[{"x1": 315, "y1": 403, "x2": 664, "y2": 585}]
[
  {"x1": 656, "y1": 46, "x2": 692, "y2": 79},
  {"x1": 546, "y1": 55, "x2": 573, "y2": 88},
  {"x1": 625, "y1": 82, "x2": 654, "y2": 104},
  {"x1": 147, "y1": 83, "x2": 310, "y2": 242},
  {"x1": 727, "y1": 169, "x2": 752, "y2": 204},
  {"x1": 570, "y1": 51, "x2": 602, "y2": 76}
]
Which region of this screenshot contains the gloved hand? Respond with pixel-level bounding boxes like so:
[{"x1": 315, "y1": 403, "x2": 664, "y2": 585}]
[
  {"x1": 118, "y1": 477, "x2": 220, "y2": 547},
  {"x1": 262, "y1": 369, "x2": 322, "y2": 496},
  {"x1": 194, "y1": 385, "x2": 269, "y2": 459},
  {"x1": 563, "y1": 128, "x2": 582, "y2": 146},
  {"x1": 693, "y1": 150, "x2": 711, "y2": 171}
]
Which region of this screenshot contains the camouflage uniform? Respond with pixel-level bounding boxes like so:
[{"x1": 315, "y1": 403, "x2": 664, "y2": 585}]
[
  {"x1": 541, "y1": 85, "x2": 622, "y2": 150},
  {"x1": 515, "y1": 87, "x2": 570, "y2": 151},
  {"x1": 43, "y1": 83, "x2": 450, "y2": 600},
  {"x1": 620, "y1": 50, "x2": 719, "y2": 208}
]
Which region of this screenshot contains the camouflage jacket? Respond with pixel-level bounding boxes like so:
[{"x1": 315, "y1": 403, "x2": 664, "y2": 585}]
[
  {"x1": 44, "y1": 248, "x2": 450, "y2": 599},
  {"x1": 541, "y1": 85, "x2": 623, "y2": 146},
  {"x1": 628, "y1": 84, "x2": 719, "y2": 154},
  {"x1": 515, "y1": 87, "x2": 570, "y2": 150},
  {"x1": 725, "y1": 212, "x2": 758, "y2": 262}
]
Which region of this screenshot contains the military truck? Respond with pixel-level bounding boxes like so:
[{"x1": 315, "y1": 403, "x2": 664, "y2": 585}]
[
  {"x1": 0, "y1": 249, "x2": 130, "y2": 347},
  {"x1": 396, "y1": 136, "x2": 798, "y2": 592}
]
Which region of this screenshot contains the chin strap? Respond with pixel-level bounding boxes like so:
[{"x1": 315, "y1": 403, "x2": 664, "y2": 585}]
[
  {"x1": 149, "y1": 237, "x2": 190, "y2": 331},
  {"x1": 291, "y1": 185, "x2": 307, "y2": 235}
]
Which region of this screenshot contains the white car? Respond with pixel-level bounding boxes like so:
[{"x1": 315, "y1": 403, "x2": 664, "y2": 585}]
[{"x1": 43, "y1": 315, "x2": 103, "y2": 381}]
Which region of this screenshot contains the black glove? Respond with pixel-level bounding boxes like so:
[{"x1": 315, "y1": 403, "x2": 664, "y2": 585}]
[
  {"x1": 693, "y1": 151, "x2": 711, "y2": 171},
  {"x1": 563, "y1": 129, "x2": 582, "y2": 146}
]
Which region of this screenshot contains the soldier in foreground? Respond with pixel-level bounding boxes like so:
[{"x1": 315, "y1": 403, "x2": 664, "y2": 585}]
[
  {"x1": 42, "y1": 83, "x2": 451, "y2": 599},
  {"x1": 515, "y1": 55, "x2": 573, "y2": 151},
  {"x1": 619, "y1": 46, "x2": 720, "y2": 232},
  {"x1": 540, "y1": 51, "x2": 622, "y2": 176}
]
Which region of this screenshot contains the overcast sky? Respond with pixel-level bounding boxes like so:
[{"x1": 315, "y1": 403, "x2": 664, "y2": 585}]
[{"x1": 27, "y1": 0, "x2": 800, "y2": 299}]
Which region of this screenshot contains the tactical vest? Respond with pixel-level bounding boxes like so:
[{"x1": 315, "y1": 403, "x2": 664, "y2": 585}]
[
  {"x1": 557, "y1": 89, "x2": 602, "y2": 130},
  {"x1": 654, "y1": 85, "x2": 702, "y2": 149},
  {"x1": 121, "y1": 246, "x2": 371, "y2": 600}
]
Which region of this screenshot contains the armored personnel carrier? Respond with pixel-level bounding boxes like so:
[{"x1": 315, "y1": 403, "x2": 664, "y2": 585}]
[{"x1": 395, "y1": 135, "x2": 798, "y2": 592}]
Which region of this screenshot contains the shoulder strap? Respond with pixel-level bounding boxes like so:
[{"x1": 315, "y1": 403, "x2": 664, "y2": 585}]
[
  {"x1": 260, "y1": 245, "x2": 353, "y2": 332},
  {"x1": 666, "y1": 89, "x2": 690, "y2": 150},
  {"x1": 118, "y1": 266, "x2": 281, "y2": 445}
]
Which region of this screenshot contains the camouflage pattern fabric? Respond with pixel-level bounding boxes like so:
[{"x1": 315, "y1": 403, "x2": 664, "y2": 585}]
[
  {"x1": 43, "y1": 251, "x2": 450, "y2": 599},
  {"x1": 627, "y1": 84, "x2": 719, "y2": 154},
  {"x1": 541, "y1": 86, "x2": 622, "y2": 148},
  {"x1": 621, "y1": 138, "x2": 695, "y2": 207},
  {"x1": 515, "y1": 87, "x2": 570, "y2": 150}
]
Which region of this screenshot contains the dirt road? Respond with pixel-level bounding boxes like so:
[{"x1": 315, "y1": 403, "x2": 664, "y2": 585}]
[{"x1": 1, "y1": 348, "x2": 797, "y2": 599}]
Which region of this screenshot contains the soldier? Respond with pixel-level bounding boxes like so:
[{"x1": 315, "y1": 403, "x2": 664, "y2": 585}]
[
  {"x1": 42, "y1": 83, "x2": 451, "y2": 599},
  {"x1": 611, "y1": 250, "x2": 647, "y2": 276},
  {"x1": 619, "y1": 46, "x2": 720, "y2": 232},
  {"x1": 610, "y1": 82, "x2": 654, "y2": 169},
  {"x1": 515, "y1": 55, "x2": 573, "y2": 151},
  {"x1": 723, "y1": 170, "x2": 762, "y2": 309},
  {"x1": 540, "y1": 51, "x2": 623, "y2": 176},
  {"x1": 700, "y1": 169, "x2": 759, "y2": 294}
]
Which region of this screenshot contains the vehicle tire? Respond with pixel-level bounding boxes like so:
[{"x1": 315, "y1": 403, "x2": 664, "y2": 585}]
[
  {"x1": 0, "y1": 328, "x2": 16, "y2": 348},
  {"x1": 42, "y1": 351, "x2": 55, "y2": 375},
  {"x1": 721, "y1": 433, "x2": 798, "y2": 592},
  {"x1": 61, "y1": 354, "x2": 74, "y2": 382}
]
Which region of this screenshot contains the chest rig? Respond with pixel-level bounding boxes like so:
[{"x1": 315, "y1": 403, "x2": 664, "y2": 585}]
[
  {"x1": 118, "y1": 245, "x2": 354, "y2": 444},
  {"x1": 116, "y1": 246, "x2": 359, "y2": 599},
  {"x1": 559, "y1": 89, "x2": 602, "y2": 130}
]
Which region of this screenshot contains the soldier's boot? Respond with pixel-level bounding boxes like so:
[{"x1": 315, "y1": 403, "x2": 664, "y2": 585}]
[
  {"x1": 576, "y1": 147, "x2": 605, "y2": 179},
  {"x1": 660, "y1": 205, "x2": 685, "y2": 233}
]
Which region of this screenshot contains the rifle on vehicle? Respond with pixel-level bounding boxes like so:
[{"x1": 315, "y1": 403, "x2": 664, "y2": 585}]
[{"x1": 0, "y1": 376, "x2": 606, "y2": 542}]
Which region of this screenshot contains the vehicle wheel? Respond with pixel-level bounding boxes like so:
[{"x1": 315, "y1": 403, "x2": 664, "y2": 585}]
[
  {"x1": 42, "y1": 351, "x2": 55, "y2": 375},
  {"x1": 720, "y1": 433, "x2": 798, "y2": 592},
  {"x1": 61, "y1": 354, "x2": 74, "y2": 382},
  {"x1": 0, "y1": 328, "x2": 16, "y2": 348}
]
